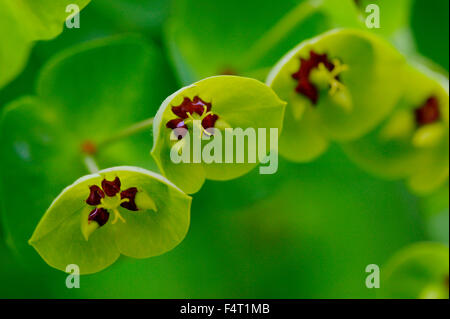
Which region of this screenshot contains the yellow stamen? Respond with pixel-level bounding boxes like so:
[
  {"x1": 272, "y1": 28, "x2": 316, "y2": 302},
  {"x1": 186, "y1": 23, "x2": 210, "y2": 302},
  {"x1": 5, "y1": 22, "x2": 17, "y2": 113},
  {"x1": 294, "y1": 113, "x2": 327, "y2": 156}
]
[
  {"x1": 111, "y1": 208, "x2": 126, "y2": 224},
  {"x1": 186, "y1": 112, "x2": 215, "y2": 138}
]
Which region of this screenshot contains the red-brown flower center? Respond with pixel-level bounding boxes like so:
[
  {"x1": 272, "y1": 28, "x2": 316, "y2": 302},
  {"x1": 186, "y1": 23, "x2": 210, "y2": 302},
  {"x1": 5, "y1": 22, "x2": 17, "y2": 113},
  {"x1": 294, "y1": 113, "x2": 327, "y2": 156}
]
[
  {"x1": 166, "y1": 96, "x2": 219, "y2": 139},
  {"x1": 85, "y1": 177, "x2": 139, "y2": 226},
  {"x1": 415, "y1": 96, "x2": 441, "y2": 127},
  {"x1": 292, "y1": 51, "x2": 337, "y2": 105}
]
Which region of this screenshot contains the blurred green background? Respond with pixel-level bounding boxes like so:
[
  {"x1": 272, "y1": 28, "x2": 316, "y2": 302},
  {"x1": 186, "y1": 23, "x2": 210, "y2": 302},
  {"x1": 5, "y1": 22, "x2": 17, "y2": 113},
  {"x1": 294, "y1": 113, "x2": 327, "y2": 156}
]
[{"x1": 0, "y1": 0, "x2": 448, "y2": 298}]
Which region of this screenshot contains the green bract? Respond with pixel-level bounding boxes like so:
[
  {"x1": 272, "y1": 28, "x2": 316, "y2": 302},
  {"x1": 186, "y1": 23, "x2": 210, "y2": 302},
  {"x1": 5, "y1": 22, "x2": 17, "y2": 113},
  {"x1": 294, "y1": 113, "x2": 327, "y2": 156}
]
[
  {"x1": 267, "y1": 28, "x2": 406, "y2": 162},
  {"x1": 29, "y1": 167, "x2": 191, "y2": 274},
  {"x1": 380, "y1": 242, "x2": 449, "y2": 299},
  {"x1": 0, "y1": 0, "x2": 90, "y2": 88},
  {"x1": 0, "y1": 36, "x2": 176, "y2": 267},
  {"x1": 151, "y1": 76, "x2": 286, "y2": 194},
  {"x1": 343, "y1": 64, "x2": 449, "y2": 195}
]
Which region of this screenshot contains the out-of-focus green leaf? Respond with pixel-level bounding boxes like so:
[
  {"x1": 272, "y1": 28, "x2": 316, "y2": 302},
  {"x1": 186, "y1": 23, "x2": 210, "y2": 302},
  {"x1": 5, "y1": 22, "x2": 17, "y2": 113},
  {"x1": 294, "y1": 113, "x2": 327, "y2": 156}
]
[
  {"x1": 165, "y1": 0, "x2": 360, "y2": 84},
  {"x1": 0, "y1": 241, "x2": 50, "y2": 298},
  {"x1": 91, "y1": 0, "x2": 170, "y2": 36},
  {"x1": 0, "y1": 36, "x2": 176, "y2": 271},
  {"x1": 380, "y1": 242, "x2": 449, "y2": 299},
  {"x1": 411, "y1": 0, "x2": 449, "y2": 71},
  {"x1": 0, "y1": 0, "x2": 170, "y2": 112},
  {"x1": 0, "y1": 0, "x2": 91, "y2": 89}
]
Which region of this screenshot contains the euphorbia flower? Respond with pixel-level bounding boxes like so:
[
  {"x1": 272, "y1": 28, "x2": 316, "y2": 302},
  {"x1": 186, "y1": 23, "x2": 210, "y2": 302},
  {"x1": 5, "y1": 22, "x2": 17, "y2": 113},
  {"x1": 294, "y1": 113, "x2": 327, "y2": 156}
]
[
  {"x1": 152, "y1": 75, "x2": 286, "y2": 194},
  {"x1": 267, "y1": 29, "x2": 406, "y2": 162},
  {"x1": 343, "y1": 64, "x2": 449, "y2": 195},
  {"x1": 29, "y1": 167, "x2": 192, "y2": 274}
]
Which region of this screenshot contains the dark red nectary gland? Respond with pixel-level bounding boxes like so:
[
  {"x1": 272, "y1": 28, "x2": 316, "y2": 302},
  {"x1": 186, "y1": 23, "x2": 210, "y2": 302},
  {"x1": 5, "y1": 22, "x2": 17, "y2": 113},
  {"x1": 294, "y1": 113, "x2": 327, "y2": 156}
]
[
  {"x1": 202, "y1": 114, "x2": 219, "y2": 130},
  {"x1": 292, "y1": 51, "x2": 336, "y2": 105},
  {"x1": 166, "y1": 118, "x2": 188, "y2": 130},
  {"x1": 167, "y1": 96, "x2": 219, "y2": 138},
  {"x1": 88, "y1": 207, "x2": 110, "y2": 226},
  {"x1": 415, "y1": 96, "x2": 441, "y2": 127},
  {"x1": 172, "y1": 96, "x2": 212, "y2": 119},
  {"x1": 166, "y1": 118, "x2": 188, "y2": 140},
  {"x1": 86, "y1": 185, "x2": 105, "y2": 206},
  {"x1": 102, "y1": 177, "x2": 121, "y2": 197},
  {"x1": 120, "y1": 187, "x2": 138, "y2": 211}
]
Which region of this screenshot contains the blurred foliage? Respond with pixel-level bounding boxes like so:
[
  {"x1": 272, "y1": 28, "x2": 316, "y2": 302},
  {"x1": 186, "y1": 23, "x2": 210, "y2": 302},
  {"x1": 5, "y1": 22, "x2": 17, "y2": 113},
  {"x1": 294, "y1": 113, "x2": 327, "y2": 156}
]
[
  {"x1": 411, "y1": 0, "x2": 449, "y2": 71},
  {"x1": 0, "y1": 0, "x2": 448, "y2": 299},
  {"x1": 164, "y1": 0, "x2": 361, "y2": 84},
  {"x1": 0, "y1": 0, "x2": 90, "y2": 89},
  {"x1": 0, "y1": 0, "x2": 170, "y2": 110},
  {"x1": 380, "y1": 242, "x2": 449, "y2": 299}
]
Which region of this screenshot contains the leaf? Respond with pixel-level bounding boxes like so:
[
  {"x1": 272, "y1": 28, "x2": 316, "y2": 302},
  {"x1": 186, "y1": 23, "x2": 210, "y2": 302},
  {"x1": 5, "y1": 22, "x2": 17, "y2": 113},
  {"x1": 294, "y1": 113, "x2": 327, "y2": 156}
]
[
  {"x1": 0, "y1": 0, "x2": 91, "y2": 88},
  {"x1": 343, "y1": 64, "x2": 449, "y2": 195},
  {"x1": 267, "y1": 28, "x2": 406, "y2": 162},
  {"x1": 0, "y1": 36, "x2": 176, "y2": 269},
  {"x1": 164, "y1": 0, "x2": 360, "y2": 84},
  {"x1": 380, "y1": 242, "x2": 449, "y2": 299},
  {"x1": 29, "y1": 166, "x2": 191, "y2": 274},
  {"x1": 151, "y1": 75, "x2": 286, "y2": 194},
  {"x1": 92, "y1": 0, "x2": 170, "y2": 36}
]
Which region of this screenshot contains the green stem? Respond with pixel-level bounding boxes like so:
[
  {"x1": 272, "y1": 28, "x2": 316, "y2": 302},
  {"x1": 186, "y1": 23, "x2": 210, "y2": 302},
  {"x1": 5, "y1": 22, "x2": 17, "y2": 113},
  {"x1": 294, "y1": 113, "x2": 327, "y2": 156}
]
[
  {"x1": 84, "y1": 155, "x2": 100, "y2": 174},
  {"x1": 96, "y1": 117, "x2": 154, "y2": 149},
  {"x1": 81, "y1": 117, "x2": 154, "y2": 174},
  {"x1": 238, "y1": 0, "x2": 322, "y2": 70}
]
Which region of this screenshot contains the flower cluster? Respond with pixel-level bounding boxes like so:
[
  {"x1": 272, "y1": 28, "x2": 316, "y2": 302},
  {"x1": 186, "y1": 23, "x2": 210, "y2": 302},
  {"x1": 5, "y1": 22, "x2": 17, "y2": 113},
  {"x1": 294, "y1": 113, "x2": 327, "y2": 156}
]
[{"x1": 86, "y1": 177, "x2": 138, "y2": 226}]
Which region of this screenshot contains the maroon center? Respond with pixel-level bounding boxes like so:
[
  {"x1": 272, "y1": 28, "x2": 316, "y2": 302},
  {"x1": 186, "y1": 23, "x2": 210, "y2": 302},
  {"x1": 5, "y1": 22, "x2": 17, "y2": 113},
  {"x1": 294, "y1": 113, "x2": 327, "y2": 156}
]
[
  {"x1": 88, "y1": 208, "x2": 110, "y2": 226},
  {"x1": 166, "y1": 96, "x2": 219, "y2": 140},
  {"x1": 85, "y1": 177, "x2": 140, "y2": 227},
  {"x1": 292, "y1": 51, "x2": 336, "y2": 105},
  {"x1": 415, "y1": 96, "x2": 441, "y2": 127}
]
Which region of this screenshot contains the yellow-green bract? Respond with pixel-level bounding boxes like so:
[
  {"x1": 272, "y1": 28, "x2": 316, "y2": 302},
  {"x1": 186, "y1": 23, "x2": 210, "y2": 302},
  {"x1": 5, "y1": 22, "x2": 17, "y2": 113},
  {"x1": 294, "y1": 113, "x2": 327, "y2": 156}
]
[
  {"x1": 267, "y1": 28, "x2": 406, "y2": 162},
  {"x1": 29, "y1": 167, "x2": 191, "y2": 275},
  {"x1": 151, "y1": 76, "x2": 286, "y2": 194},
  {"x1": 343, "y1": 64, "x2": 449, "y2": 195}
]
